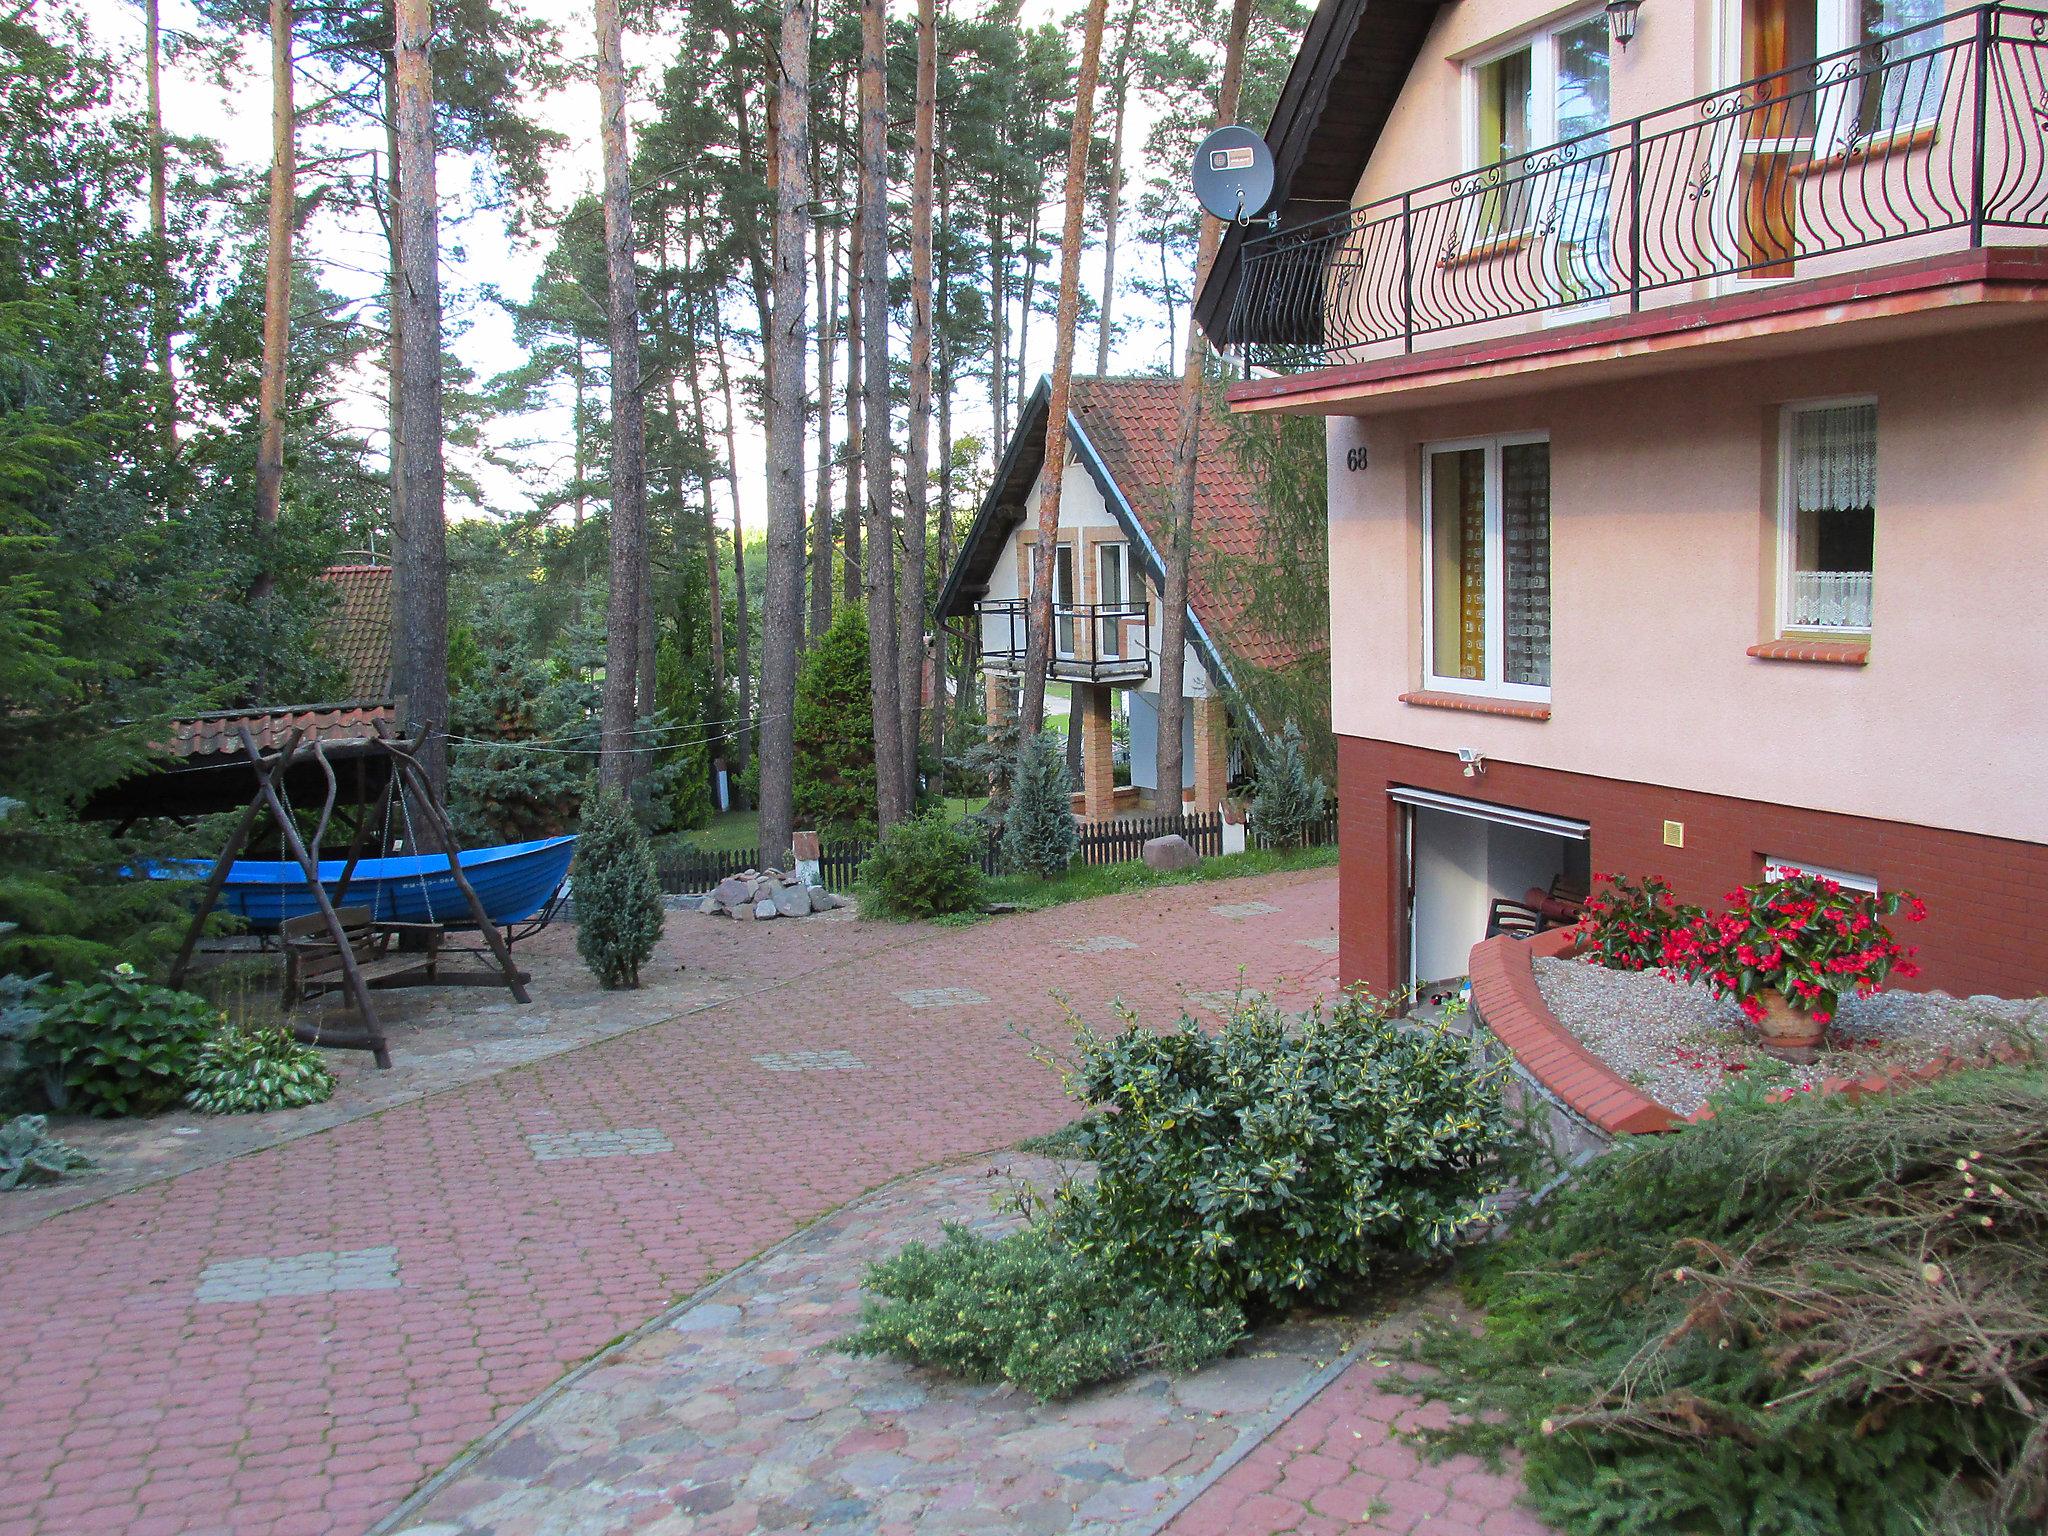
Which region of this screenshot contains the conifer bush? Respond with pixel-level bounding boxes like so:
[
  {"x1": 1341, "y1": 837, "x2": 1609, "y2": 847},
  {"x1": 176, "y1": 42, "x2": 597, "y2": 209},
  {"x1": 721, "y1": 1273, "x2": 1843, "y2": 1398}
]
[
  {"x1": 1248, "y1": 720, "x2": 1328, "y2": 848},
  {"x1": 857, "y1": 812, "x2": 986, "y2": 920},
  {"x1": 793, "y1": 603, "x2": 877, "y2": 835},
  {"x1": 573, "y1": 790, "x2": 665, "y2": 989},
  {"x1": 1412, "y1": 1065, "x2": 2048, "y2": 1535},
  {"x1": 1002, "y1": 729, "x2": 1079, "y2": 877}
]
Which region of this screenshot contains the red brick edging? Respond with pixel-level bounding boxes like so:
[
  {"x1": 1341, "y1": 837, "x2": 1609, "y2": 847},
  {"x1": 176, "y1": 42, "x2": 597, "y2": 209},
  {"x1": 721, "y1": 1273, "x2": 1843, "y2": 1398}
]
[{"x1": 1467, "y1": 930, "x2": 2034, "y2": 1135}]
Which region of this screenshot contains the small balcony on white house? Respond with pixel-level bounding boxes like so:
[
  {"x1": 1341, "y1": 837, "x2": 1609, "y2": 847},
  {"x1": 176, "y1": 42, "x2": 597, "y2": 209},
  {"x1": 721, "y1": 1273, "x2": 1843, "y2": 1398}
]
[
  {"x1": 1223, "y1": 4, "x2": 2048, "y2": 406},
  {"x1": 976, "y1": 598, "x2": 1154, "y2": 686}
]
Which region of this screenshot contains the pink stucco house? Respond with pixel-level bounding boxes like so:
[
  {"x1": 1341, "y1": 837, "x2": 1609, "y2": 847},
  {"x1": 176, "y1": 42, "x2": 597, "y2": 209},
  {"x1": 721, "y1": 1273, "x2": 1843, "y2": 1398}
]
[{"x1": 1196, "y1": 0, "x2": 2048, "y2": 997}]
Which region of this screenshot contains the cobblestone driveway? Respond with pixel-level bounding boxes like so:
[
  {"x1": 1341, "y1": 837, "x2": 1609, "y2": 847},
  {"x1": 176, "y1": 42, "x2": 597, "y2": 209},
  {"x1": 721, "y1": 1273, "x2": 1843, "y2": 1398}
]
[{"x1": 0, "y1": 871, "x2": 1340, "y2": 1536}]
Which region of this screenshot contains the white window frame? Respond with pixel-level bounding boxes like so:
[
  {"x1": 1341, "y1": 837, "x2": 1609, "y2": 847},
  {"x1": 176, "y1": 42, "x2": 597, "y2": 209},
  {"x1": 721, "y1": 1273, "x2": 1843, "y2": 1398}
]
[
  {"x1": 1420, "y1": 432, "x2": 1552, "y2": 704},
  {"x1": 1763, "y1": 855, "x2": 1878, "y2": 892},
  {"x1": 1460, "y1": 9, "x2": 1609, "y2": 223},
  {"x1": 1775, "y1": 394, "x2": 1876, "y2": 637},
  {"x1": 1095, "y1": 541, "x2": 1131, "y2": 659}
]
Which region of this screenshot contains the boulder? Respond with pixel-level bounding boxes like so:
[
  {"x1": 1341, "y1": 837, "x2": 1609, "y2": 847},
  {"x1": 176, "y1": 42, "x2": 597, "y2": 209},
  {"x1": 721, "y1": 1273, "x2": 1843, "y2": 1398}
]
[
  {"x1": 753, "y1": 898, "x2": 780, "y2": 920},
  {"x1": 773, "y1": 883, "x2": 813, "y2": 918},
  {"x1": 712, "y1": 875, "x2": 754, "y2": 908},
  {"x1": 1142, "y1": 834, "x2": 1199, "y2": 872},
  {"x1": 810, "y1": 890, "x2": 843, "y2": 912},
  {"x1": 697, "y1": 894, "x2": 721, "y2": 915}
]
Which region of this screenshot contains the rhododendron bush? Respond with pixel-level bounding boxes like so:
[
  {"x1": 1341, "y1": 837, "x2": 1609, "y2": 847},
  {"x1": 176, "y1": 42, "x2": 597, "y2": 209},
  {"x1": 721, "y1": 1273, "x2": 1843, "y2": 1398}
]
[{"x1": 1660, "y1": 872, "x2": 1926, "y2": 1025}]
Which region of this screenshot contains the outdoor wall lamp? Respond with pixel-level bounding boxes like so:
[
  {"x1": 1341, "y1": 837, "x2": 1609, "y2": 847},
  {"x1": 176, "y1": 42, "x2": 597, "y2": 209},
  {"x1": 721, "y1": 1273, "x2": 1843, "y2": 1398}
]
[
  {"x1": 1605, "y1": 0, "x2": 1642, "y2": 49},
  {"x1": 1458, "y1": 748, "x2": 1487, "y2": 779}
]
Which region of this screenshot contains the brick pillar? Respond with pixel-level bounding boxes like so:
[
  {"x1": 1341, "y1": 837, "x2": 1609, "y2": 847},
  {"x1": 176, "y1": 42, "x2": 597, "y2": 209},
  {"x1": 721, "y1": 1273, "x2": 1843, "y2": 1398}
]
[
  {"x1": 1080, "y1": 683, "x2": 1115, "y2": 823},
  {"x1": 1192, "y1": 694, "x2": 1229, "y2": 815}
]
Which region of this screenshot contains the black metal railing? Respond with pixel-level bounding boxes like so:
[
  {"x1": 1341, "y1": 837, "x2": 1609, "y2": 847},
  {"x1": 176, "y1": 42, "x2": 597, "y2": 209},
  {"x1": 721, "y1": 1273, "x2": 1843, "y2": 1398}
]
[
  {"x1": 1233, "y1": 4, "x2": 2048, "y2": 366},
  {"x1": 975, "y1": 598, "x2": 1153, "y2": 684}
]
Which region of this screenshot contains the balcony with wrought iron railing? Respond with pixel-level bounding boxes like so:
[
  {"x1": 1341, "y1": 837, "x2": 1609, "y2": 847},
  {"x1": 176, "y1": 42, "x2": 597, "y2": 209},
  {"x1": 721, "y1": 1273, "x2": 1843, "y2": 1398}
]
[
  {"x1": 977, "y1": 598, "x2": 1153, "y2": 685},
  {"x1": 1231, "y1": 4, "x2": 2048, "y2": 369}
]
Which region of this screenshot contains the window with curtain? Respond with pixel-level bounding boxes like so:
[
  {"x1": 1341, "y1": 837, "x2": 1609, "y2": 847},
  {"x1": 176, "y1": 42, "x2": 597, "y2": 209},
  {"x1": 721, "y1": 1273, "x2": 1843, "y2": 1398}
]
[
  {"x1": 1862, "y1": 0, "x2": 1943, "y2": 129},
  {"x1": 1782, "y1": 400, "x2": 1876, "y2": 631},
  {"x1": 1425, "y1": 437, "x2": 1552, "y2": 697}
]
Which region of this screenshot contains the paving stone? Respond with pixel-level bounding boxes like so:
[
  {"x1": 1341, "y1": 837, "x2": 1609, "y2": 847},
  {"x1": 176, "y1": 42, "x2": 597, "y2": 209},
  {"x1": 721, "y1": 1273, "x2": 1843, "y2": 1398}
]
[
  {"x1": 894, "y1": 987, "x2": 991, "y2": 1009},
  {"x1": 1067, "y1": 935, "x2": 1140, "y2": 954},
  {"x1": 194, "y1": 1246, "x2": 399, "y2": 1304},
  {"x1": 524, "y1": 1128, "x2": 674, "y2": 1162},
  {"x1": 753, "y1": 1050, "x2": 867, "y2": 1073},
  {"x1": 1184, "y1": 989, "x2": 1260, "y2": 1017},
  {"x1": 1295, "y1": 936, "x2": 1341, "y2": 955},
  {"x1": 1210, "y1": 900, "x2": 1283, "y2": 919}
]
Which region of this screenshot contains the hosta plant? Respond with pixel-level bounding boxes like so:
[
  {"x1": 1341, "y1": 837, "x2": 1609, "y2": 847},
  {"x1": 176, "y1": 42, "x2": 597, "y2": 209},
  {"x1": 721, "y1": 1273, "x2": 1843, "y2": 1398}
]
[
  {"x1": 28, "y1": 965, "x2": 216, "y2": 1116},
  {"x1": 1661, "y1": 872, "x2": 1925, "y2": 1027},
  {"x1": 185, "y1": 1022, "x2": 336, "y2": 1115},
  {"x1": 1576, "y1": 873, "x2": 1702, "y2": 972},
  {"x1": 0, "y1": 1114, "x2": 95, "y2": 1189}
]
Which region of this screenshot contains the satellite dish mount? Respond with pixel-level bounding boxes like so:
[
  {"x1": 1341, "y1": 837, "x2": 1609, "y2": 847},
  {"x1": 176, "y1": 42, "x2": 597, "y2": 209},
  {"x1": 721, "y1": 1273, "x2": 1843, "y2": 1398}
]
[{"x1": 1191, "y1": 126, "x2": 1278, "y2": 229}]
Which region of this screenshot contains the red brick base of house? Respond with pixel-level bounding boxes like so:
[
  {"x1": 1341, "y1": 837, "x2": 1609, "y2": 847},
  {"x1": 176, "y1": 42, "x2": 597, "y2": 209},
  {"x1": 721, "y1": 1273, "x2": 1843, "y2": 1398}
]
[{"x1": 1337, "y1": 735, "x2": 2048, "y2": 1001}]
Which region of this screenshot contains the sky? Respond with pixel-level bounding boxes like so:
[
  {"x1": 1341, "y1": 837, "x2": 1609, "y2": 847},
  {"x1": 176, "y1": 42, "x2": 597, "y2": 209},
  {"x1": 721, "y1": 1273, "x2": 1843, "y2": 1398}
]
[{"x1": 79, "y1": 0, "x2": 1194, "y2": 533}]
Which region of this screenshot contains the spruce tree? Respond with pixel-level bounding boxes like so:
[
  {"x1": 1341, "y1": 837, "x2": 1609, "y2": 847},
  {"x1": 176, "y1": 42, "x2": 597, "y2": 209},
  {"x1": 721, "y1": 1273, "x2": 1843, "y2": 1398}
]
[
  {"x1": 573, "y1": 790, "x2": 664, "y2": 989},
  {"x1": 793, "y1": 603, "x2": 877, "y2": 836},
  {"x1": 1248, "y1": 721, "x2": 1327, "y2": 848},
  {"x1": 1003, "y1": 729, "x2": 1080, "y2": 878}
]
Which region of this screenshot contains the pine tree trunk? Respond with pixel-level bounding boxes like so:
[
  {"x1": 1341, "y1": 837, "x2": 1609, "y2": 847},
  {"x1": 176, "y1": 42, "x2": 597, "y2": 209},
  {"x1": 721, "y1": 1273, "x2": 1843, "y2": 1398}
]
[
  {"x1": 252, "y1": 0, "x2": 294, "y2": 602},
  {"x1": 1155, "y1": 0, "x2": 1253, "y2": 812},
  {"x1": 988, "y1": 210, "x2": 1007, "y2": 449},
  {"x1": 859, "y1": 0, "x2": 906, "y2": 828},
  {"x1": 758, "y1": 0, "x2": 811, "y2": 868},
  {"x1": 841, "y1": 178, "x2": 864, "y2": 608},
  {"x1": 810, "y1": 170, "x2": 835, "y2": 647},
  {"x1": 933, "y1": 129, "x2": 955, "y2": 767},
  {"x1": 391, "y1": 0, "x2": 449, "y2": 793},
  {"x1": 897, "y1": 0, "x2": 936, "y2": 808},
  {"x1": 685, "y1": 286, "x2": 727, "y2": 766},
  {"x1": 384, "y1": 39, "x2": 404, "y2": 550},
  {"x1": 145, "y1": 0, "x2": 176, "y2": 445},
  {"x1": 1018, "y1": 0, "x2": 1109, "y2": 739},
  {"x1": 715, "y1": 328, "x2": 753, "y2": 798},
  {"x1": 1014, "y1": 205, "x2": 1040, "y2": 413},
  {"x1": 595, "y1": 0, "x2": 649, "y2": 796},
  {"x1": 1095, "y1": 0, "x2": 1140, "y2": 377}
]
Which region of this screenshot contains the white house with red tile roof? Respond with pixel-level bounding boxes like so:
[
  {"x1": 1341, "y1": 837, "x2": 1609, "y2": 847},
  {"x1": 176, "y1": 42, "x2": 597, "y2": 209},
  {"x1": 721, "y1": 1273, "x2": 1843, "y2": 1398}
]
[{"x1": 937, "y1": 375, "x2": 1315, "y2": 822}]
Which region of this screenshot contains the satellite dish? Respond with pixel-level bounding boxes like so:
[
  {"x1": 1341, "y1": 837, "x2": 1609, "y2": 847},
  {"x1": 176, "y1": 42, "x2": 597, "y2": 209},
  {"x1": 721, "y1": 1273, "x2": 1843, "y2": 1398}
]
[{"x1": 1191, "y1": 126, "x2": 1275, "y2": 223}]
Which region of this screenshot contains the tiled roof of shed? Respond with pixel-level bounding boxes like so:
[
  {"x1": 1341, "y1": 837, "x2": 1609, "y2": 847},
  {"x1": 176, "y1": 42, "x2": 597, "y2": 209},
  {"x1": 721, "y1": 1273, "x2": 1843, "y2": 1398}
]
[
  {"x1": 318, "y1": 564, "x2": 395, "y2": 699},
  {"x1": 1066, "y1": 377, "x2": 1313, "y2": 676},
  {"x1": 160, "y1": 702, "x2": 397, "y2": 760}
]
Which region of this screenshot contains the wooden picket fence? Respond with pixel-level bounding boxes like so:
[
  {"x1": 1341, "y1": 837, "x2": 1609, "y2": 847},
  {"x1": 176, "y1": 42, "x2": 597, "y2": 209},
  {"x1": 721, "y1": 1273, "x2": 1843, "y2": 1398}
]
[{"x1": 655, "y1": 805, "x2": 1335, "y2": 897}]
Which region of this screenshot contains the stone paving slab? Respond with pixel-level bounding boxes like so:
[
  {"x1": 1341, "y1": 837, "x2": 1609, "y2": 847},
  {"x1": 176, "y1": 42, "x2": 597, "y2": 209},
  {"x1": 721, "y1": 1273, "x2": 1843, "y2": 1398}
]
[
  {"x1": 0, "y1": 869, "x2": 1342, "y2": 1536},
  {"x1": 382, "y1": 1154, "x2": 1361, "y2": 1536},
  {"x1": 196, "y1": 1245, "x2": 402, "y2": 1304}
]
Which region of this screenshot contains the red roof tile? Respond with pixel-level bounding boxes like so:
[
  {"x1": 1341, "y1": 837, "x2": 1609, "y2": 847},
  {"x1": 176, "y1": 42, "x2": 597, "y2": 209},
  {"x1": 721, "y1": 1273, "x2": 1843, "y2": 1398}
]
[
  {"x1": 317, "y1": 564, "x2": 395, "y2": 699},
  {"x1": 160, "y1": 702, "x2": 397, "y2": 760},
  {"x1": 1067, "y1": 377, "x2": 1315, "y2": 676}
]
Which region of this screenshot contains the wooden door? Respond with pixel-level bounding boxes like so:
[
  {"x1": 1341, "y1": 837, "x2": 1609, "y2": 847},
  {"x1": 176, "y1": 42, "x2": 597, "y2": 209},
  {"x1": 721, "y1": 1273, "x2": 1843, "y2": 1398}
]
[{"x1": 1740, "y1": 0, "x2": 1817, "y2": 275}]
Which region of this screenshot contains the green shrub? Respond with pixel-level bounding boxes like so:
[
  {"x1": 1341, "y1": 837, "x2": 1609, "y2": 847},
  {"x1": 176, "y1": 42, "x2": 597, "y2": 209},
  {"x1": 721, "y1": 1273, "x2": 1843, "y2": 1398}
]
[
  {"x1": 0, "y1": 973, "x2": 47, "y2": 1112},
  {"x1": 1247, "y1": 720, "x2": 1328, "y2": 847},
  {"x1": 0, "y1": 1114, "x2": 95, "y2": 1189},
  {"x1": 857, "y1": 812, "x2": 986, "y2": 919},
  {"x1": 185, "y1": 1022, "x2": 336, "y2": 1114},
  {"x1": 841, "y1": 1222, "x2": 1245, "y2": 1400},
  {"x1": 793, "y1": 602, "x2": 877, "y2": 834},
  {"x1": 1576, "y1": 872, "x2": 1701, "y2": 972},
  {"x1": 573, "y1": 790, "x2": 665, "y2": 989},
  {"x1": 1411, "y1": 1066, "x2": 2048, "y2": 1535},
  {"x1": 1058, "y1": 989, "x2": 1513, "y2": 1308},
  {"x1": 27, "y1": 965, "x2": 216, "y2": 1116},
  {"x1": 1003, "y1": 729, "x2": 1079, "y2": 877}
]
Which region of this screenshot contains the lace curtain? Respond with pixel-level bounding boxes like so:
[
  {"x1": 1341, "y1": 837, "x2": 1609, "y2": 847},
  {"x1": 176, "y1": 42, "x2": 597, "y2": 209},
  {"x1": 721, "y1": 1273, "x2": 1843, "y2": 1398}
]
[{"x1": 1793, "y1": 402, "x2": 1876, "y2": 513}]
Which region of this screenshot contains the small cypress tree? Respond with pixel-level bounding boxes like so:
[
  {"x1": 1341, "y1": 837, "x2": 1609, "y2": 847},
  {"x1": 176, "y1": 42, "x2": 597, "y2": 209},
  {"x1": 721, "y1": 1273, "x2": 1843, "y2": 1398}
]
[
  {"x1": 793, "y1": 603, "x2": 877, "y2": 835},
  {"x1": 1003, "y1": 729, "x2": 1080, "y2": 878},
  {"x1": 1248, "y1": 721, "x2": 1329, "y2": 848},
  {"x1": 573, "y1": 790, "x2": 664, "y2": 989}
]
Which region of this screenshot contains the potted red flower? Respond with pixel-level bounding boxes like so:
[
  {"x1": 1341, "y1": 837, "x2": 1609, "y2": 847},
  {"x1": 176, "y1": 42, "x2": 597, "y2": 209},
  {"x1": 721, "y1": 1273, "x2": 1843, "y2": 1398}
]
[
  {"x1": 1660, "y1": 873, "x2": 1926, "y2": 1060},
  {"x1": 1575, "y1": 872, "x2": 1701, "y2": 972}
]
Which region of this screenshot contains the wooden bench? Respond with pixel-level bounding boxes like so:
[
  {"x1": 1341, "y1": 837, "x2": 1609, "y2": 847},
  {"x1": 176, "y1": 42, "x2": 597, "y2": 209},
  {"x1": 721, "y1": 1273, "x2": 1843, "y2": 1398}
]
[{"x1": 282, "y1": 906, "x2": 442, "y2": 1009}]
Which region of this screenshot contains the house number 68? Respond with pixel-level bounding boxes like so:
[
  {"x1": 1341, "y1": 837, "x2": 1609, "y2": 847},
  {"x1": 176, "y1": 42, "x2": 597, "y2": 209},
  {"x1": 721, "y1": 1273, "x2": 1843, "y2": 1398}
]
[{"x1": 1345, "y1": 446, "x2": 1369, "y2": 472}]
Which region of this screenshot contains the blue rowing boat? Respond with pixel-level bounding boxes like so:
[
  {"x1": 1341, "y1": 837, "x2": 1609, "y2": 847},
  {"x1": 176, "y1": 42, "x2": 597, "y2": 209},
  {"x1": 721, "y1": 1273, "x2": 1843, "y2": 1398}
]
[{"x1": 154, "y1": 835, "x2": 577, "y2": 931}]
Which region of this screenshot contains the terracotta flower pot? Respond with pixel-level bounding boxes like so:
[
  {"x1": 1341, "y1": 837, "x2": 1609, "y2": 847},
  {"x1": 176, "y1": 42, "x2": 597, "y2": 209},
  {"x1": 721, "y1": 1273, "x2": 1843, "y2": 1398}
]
[{"x1": 1751, "y1": 988, "x2": 1827, "y2": 1063}]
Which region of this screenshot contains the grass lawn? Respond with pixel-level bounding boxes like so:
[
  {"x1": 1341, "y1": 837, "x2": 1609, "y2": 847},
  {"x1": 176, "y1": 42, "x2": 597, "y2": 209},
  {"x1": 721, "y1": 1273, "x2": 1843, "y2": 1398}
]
[
  {"x1": 678, "y1": 796, "x2": 992, "y2": 856},
  {"x1": 938, "y1": 843, "x2": 1338, "y2": 925}
]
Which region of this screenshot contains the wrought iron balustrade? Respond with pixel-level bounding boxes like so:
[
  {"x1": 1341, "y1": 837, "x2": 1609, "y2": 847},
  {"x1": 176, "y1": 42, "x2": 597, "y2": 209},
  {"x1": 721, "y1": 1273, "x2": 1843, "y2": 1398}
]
[
  {"x1": 974, "y1": 598, "x2": 1153, "y2": 684},
  {"x1": 1232, "y1": 4, "x2": 2048, "y2": 367}
]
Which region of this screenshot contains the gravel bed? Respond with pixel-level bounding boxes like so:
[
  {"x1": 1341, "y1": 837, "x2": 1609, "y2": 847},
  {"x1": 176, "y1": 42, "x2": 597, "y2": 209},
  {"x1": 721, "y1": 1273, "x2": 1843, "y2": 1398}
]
[{"x1": 1533, "y1": 957, "x2": 2046, "y2": 1116}]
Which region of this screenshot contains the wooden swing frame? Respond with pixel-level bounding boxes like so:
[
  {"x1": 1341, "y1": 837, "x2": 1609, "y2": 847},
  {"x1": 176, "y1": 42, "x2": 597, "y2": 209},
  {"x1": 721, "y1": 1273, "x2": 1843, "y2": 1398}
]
[{"x1": 165, "y1": 722, "x2": 530, "y2": 1068}]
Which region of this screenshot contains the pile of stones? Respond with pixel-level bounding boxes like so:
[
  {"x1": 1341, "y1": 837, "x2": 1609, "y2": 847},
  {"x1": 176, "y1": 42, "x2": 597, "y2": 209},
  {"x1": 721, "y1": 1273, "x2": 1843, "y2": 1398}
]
[{"x1": 696, "y1": 868, "x2": 849, "y2": 921}]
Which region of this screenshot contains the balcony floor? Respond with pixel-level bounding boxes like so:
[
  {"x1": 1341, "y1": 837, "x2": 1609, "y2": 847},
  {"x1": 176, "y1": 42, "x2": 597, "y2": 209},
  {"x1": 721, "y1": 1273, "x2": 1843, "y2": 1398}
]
[{"x1": 1227, "y1": 245, "x2": 2048, "y2": 418}]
